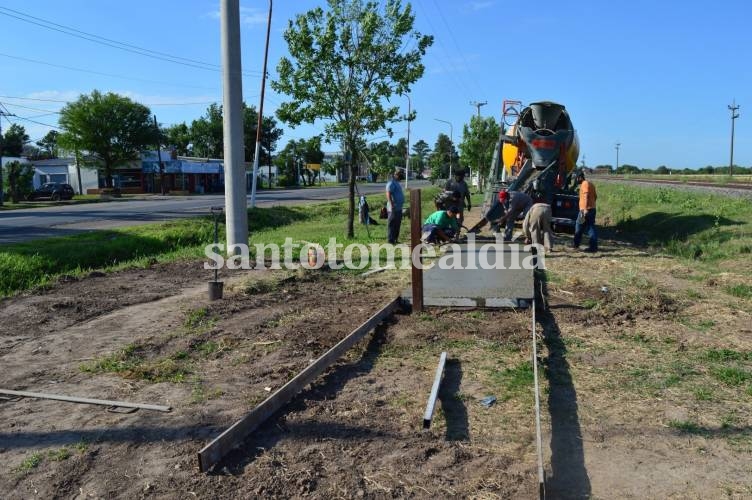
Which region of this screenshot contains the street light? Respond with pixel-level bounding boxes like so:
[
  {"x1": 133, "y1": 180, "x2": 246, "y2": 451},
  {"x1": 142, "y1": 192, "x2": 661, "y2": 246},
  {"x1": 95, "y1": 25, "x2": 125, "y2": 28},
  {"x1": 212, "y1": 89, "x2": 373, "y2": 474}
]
[
  {"x1": 615, "y1": 142, "x2": 621, "y2": 172},
  {"x1": 434, "y1": 118, "x2": 453, "y2": 179}
]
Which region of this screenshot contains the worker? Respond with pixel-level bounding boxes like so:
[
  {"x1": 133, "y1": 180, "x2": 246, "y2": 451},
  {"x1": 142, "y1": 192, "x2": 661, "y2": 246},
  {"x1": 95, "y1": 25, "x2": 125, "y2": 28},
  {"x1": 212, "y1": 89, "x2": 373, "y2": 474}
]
[
  {"x1": 385, "y1": 169, "x2": 405, "y2": 244},
  {"x1": 496, "y1": 190, "x2": 533, "y2": 241},
  {"x1": 523, "y1": 203, "x2": 554, "y2": 252},
  {"x1": 444, "y1": 171, "x2": 471, "y2": 227},
  {"x1": 573, "y1": 170, "x2": 598, "y2": 252},
  {"x1": 421, "y1": 205, "x2": 460, "y2": 243}
]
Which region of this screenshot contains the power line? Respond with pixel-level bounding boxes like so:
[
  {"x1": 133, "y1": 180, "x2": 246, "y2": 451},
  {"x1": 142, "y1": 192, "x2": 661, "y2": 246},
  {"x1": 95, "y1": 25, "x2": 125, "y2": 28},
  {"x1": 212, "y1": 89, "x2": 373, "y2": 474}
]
[
  {"x1": 0, "y1": 52, "x2": 220, "y2": 91},
  {"x1": 470, "y1": 100, "x2": 487, "y2": 117},
  {"x1": 0, "y1": 6, "x2": 262, "y2": 77}
]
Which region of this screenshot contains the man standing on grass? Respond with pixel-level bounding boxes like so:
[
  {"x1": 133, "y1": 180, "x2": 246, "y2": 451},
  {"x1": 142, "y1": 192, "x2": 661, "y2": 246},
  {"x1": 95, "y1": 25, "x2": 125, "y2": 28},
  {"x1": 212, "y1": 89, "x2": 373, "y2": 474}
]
[
  {"x1": 573, "y1": 170, "x2": 598, "y2": 252},
  {"x1": 385, "y1": 169, "x2": 405, "y2": 244}
]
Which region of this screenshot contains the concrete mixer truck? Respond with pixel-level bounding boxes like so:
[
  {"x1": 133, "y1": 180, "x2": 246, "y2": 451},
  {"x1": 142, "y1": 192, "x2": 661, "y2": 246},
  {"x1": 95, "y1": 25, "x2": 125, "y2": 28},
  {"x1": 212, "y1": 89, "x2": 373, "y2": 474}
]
[{"x1": 473, "y1": 100, "x2": 582, "y2": 233}]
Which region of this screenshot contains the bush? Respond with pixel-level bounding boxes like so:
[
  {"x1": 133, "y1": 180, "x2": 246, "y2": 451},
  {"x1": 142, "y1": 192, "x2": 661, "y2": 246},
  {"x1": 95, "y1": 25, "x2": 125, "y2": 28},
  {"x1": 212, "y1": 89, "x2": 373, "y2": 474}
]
[
  {"x1": 5, "y1": 161, "x2": 34, "y2": 203},
  {"x1": 277, "y1": 175, "x2": 297, "y2": 187}
]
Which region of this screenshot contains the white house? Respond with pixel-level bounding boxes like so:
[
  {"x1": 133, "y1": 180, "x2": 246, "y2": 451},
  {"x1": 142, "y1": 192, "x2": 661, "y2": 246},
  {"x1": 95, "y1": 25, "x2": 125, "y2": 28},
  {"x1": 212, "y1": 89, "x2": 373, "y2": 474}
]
[{"x1": 30, "y1": 158, "x2": 98, "y2": 194}]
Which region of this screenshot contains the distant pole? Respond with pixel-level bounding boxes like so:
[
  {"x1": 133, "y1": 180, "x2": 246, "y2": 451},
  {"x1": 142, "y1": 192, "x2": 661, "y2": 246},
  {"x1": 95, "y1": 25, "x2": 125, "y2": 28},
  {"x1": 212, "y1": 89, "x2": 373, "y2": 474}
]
[
  {"x1": 153, "y1": 115, "x2": 166, "y2": 195},
  {"x1": 220, "y1": 0, "x2": 249, "y2": 250},
  {"x1": 251, "y1": 0, "x2": 273, "y2": 208},
  {"x1": 435, "y1": 118, "x2": 453, "y2": 178},
  {"x1": 0, "y1": 110, "x2": 16, "y2": 206},
  {"x1": 615, "y1": 142, "x2": 621, "y2": 172},
  {"x1": 470, "y1": 100, "x2": 487, "y2": 118},
  {"x1": 728, "y1": 100, "x2": 740, "y2": 176},
  {"x1": 75, "y1": 150, "x2": 83, "y2": 195},
  {"x1": 405, "y1": 94, "x2": 411, "y2": 190}
]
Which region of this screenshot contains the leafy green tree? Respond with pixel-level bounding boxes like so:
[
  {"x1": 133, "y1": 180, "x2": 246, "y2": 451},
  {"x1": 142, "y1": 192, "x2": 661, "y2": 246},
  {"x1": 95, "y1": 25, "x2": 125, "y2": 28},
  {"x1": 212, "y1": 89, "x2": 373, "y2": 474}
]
[
  {"x1": 36, "y1": 130, "x2": 60, "y2": 158},
  {"x1": 272, "y1": 0, "x2": 432, "y2": 237},
  {"x1": 243, "y1": 105, "x2": 284, "y2": 165},
  {"x1": 411, "y1": 138, "x2": 430, "y2": 175},
  {"x1": 616, "y1": 164, "x2": 641, "y2": 175},
  {"x1": 429, "y1": 133, "x2": 457, "y2": 180},
  {"x1": 165, "y1": 123, "x2": 192, "y2": 156},
  {"x1": 459, "y1": 116, "x2": 499, "y2": 191},
  {"x1": 2, "y1": 123, "x2": 29, "y2": 157},
  {"x1": 58, "y1": 91, "x2": 157, "y2": 187},
  {"x1": 189, "y1": 103, "x2": 224, "y2": 158},
  {"x1": 5, "y1": 160, "x2": 34, "y2": 203}
]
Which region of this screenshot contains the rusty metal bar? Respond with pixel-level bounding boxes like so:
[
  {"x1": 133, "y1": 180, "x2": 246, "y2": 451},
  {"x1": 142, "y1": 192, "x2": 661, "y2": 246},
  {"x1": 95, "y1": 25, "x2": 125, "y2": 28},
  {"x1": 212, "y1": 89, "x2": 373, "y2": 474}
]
[
  {"x1": 197, "y1": 296, "x2": 402, "y2": 472},
  {"x1": 410, "y1": 188, "x2": 423, "y2": 312},
  {"x1": 0, "y1": 389, "x2": 171, "y2": 412},
  {"x1": 422, "y1": 351, "x2": 447, "y2": 429}
]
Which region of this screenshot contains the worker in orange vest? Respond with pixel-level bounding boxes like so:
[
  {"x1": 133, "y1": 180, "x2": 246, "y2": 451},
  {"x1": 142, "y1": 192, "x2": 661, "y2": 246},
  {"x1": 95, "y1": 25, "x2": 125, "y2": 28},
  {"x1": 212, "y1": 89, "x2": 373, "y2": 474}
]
[{"x1": 573, "y1": 170, "x2": 598, "y2": 252}]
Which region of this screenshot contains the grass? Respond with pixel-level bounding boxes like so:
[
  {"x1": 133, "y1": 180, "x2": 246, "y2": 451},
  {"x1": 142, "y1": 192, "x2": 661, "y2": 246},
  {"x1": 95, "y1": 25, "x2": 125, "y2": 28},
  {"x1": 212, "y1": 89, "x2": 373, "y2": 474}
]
[
  {"x1": 80, "y1": 343, "x2": 191, "y2": 383},
  {"x1": 597, "y1": 183, "x2": 752, "y2": 264},
  {"x1": 0, "y1": 188, "x2": 441, "y2": 297},
  {"x1": 16, "y1": 452, "x2": 43, "y2": 472},
  {"x1": 668, "y1": 419, "x2": 703, "y2": 434},
  {"x1": 726, "y1": 284, "x2": 752, "y2": 299}
]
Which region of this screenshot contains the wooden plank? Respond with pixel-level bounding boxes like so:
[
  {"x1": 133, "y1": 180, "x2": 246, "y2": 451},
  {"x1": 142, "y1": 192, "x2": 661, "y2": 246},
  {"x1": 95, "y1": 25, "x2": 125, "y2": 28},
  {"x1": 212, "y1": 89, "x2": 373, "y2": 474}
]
[
  {"x1": 197, "y1": 297, "x2": 402, "y2": 472},
  {"x1": 532, "y1": 300, "x2": 546, "y2": 498},
  {"x1": 0, "y1": 389, "x2": 171, "y2": 412},
  {"x1": 422, "y1": 351, "x2": 447, "y2": 429},
  {"x1": 410, "y1": 189, "x2": 423, "y2": 312}
]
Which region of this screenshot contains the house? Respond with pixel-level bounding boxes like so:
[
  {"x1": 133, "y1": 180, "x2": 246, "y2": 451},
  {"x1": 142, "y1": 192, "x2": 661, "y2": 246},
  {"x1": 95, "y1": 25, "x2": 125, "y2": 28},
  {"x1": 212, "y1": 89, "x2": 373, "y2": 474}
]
[{"x1": 31, "y1": 158, "x2": 98, "y2": 194}]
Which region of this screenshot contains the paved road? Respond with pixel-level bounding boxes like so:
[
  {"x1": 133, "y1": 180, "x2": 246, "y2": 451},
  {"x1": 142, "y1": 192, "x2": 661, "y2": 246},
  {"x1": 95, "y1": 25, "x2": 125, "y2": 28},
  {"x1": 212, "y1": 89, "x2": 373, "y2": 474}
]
[{"x1": 0, "y1": 181, "x2": 430, "y2": 244}]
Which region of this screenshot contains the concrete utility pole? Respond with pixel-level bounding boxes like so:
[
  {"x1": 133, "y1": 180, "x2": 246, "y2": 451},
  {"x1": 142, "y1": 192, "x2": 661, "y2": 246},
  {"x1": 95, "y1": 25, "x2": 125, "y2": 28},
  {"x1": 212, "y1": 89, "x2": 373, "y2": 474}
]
[
  {"x1": 728, "y1": 100, "x2": 740, "y2": 176},
  {"x1": 0, "y1": 110, "x2": 17, "y2": 206},
  {"x1": 615, "y1": 142, "x2": 621, "y2": 171},
  {"x1": 470, "y1": 100, "x2": 487, "y2": 118},
  {"x1": 435, "y1": 118, "x2": 453, "y2": 178},
  {"x1": 250, "y1": 0, "x2": 272, "y2": 208},
  {"x1": 220, "y1": 0, "x2": 248, "y2": 250},
  {"x1": 153, "y1": 115, "x2": 166, "y2": 195},
  {"x1": 405, "y1": 94, "x2": 411, "y2": 189}
]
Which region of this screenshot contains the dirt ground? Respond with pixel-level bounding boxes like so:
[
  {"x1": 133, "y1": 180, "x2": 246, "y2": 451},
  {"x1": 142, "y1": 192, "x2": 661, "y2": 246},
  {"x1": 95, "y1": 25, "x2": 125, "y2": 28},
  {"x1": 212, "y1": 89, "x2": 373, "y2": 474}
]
[{"x1": 1, "y1": 228, "x2": 751, "y2": 498}]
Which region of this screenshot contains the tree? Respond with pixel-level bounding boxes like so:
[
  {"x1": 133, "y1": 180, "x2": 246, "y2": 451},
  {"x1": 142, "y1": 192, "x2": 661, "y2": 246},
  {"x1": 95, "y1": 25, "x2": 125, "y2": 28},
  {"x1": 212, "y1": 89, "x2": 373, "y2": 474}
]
[
  {"x1": 2, "y1": 123, "x2": 29, "y2": 157},
  {"x1": 459, "y1": 116, "x2": 499, "y2": 191},
  {"x1": 165, "y1": 123, "x2": 191, "y2": 156},
  {"x1": 429, "y1": 133, "x2": 457, "y2": 180},
  {"x1": 616, "y1": 164, "x2": 640, "y2": 175},
  {"x1": 189, "y1": 103, "x2": 224, "y2": 158},
  {"x1": 5, "y1": 160, "x2": 34, "y2": 203},
  {"x1": 411, "y1": 139, "x2": 430, "y2": 173},
  {"x1": 58, "y1": 91, "x2": 157, "y2": 187},
  {"x1": 272, "y1": 0, "x2": 432, "y2": 237},
  {"x1": 36, "y1": 130, "x2": 60, "y2": 158},
  {"x1": 243, "y1": 105, "x2": 284, "y2": 165}
]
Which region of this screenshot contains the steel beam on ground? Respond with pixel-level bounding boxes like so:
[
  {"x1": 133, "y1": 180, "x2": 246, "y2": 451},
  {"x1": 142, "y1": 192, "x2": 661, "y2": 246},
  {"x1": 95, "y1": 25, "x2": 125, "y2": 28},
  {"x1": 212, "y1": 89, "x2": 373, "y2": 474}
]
[
  {"x1": 0, "y1": 389, "x2": 171, "y2": 412},
  {"x1": 422, "y1": 351, "x2": 447, "y2": 429},
  {"x1": 197, "y1": 297, "x2": 403, "y2": 472}
]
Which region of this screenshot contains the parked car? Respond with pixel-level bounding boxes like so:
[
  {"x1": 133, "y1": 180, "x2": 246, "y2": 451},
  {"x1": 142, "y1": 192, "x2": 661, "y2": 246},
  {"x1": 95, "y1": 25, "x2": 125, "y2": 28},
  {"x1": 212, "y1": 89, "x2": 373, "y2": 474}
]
[{"x1": 26, "y1": 183, "x2": 75, "y2": 201}]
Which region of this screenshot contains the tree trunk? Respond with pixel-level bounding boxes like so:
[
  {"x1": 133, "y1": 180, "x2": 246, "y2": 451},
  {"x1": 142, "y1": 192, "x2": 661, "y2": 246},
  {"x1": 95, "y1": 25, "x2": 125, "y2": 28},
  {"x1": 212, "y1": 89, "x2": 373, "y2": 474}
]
[{"x1": 347, "y1": 162, "x2": 356, "y2": 238}]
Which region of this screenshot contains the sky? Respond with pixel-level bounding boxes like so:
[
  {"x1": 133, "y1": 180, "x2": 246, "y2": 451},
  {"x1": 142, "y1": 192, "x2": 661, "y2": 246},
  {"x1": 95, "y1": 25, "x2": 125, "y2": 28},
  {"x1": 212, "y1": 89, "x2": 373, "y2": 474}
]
[{"x1": 0, "y1": 0, "x2": 750, "y2": 169}]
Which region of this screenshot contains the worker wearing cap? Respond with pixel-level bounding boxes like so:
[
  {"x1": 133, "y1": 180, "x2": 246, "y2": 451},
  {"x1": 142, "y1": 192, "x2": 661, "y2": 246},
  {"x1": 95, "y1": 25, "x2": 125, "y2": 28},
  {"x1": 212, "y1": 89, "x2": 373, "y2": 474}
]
[
  {"x1": 421, "y1": 206, "x2": 460, "y2": 243},
  {"x1": 444, "y1": 171, "x2": 471, "y2": 227},
  {"x1": 523, "y1": 203, "x2": 555, "y2": 252},
  {"x1": 385, "y1": 169, "x2": 405, "y2": 244},
  {"x1": 573, "y1": 170, "x2": 598, "y2": 252},
  {"x1": 497, "y1": 190, "x2": 533, "y2": 241}
]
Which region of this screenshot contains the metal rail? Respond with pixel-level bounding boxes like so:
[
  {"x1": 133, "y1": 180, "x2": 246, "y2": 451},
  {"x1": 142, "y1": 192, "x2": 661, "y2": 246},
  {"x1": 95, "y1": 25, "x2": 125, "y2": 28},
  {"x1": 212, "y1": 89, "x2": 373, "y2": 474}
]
[
  {"x1": 197, "y1": 296, "x2": 403, "y2": 472},
  {"x1": 532, "y1": 300, "x2": 545, "y2": 498},
  {"x1": 422, "y1": 351, "x2": 447, "y2": 429},
  {"x1": 0, "y1": 389, "x2": 171, "y2": 412}
]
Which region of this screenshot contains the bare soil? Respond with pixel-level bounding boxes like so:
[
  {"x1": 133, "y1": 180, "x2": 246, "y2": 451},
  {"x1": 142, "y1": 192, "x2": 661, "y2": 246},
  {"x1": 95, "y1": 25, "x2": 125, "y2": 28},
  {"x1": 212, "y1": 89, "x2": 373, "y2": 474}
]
[{"x1": 2, "y1": 231, "x2": 751, "y2": 499}]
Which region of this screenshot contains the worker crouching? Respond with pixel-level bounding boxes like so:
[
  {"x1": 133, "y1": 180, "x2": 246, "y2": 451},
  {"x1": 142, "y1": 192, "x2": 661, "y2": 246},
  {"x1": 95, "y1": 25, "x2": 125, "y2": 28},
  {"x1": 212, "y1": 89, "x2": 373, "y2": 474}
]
[
  {"x1": 421, "y1": 206, "x2": 460, "y2": 244},
  {"x1": 523, "y1": 203, "x2": 554, "y2": 252}
]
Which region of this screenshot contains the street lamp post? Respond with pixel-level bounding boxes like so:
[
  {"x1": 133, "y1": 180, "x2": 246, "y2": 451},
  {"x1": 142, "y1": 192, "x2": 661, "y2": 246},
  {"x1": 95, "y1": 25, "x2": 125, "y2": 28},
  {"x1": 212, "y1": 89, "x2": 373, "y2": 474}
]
[
  {"x1": 434, "y1": 118, "x2": 453, "y2": 179},
  {"x1": 615, "y1": 142, "x2": 621, "y2": 172}
]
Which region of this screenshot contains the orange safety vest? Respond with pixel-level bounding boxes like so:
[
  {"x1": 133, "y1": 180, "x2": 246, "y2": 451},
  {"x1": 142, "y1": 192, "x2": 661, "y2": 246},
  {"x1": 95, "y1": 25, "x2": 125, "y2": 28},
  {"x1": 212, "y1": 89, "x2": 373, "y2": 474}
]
[{"x1": 579, "y1": 180, "x2": 597, "y2": 210}]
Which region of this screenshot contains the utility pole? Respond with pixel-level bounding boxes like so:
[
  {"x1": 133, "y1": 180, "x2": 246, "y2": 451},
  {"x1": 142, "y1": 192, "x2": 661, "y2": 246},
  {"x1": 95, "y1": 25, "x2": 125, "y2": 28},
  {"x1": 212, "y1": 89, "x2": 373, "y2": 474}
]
[
  {"x1": 405, "y1": 94, "x2": 411, "y2": 189},
  {"x1": 153, "y1": 115, "x2": 166, "y2": 195},
  {"x1": 220, "y1": 0, "x2": 248, "y2": 251},
  {"x1": 470, "y1": 100, "x2": 487, "y2": 118},
  {"x1": 728, "y1": 100, "x2": 740, "y2": 176},
  {"x1": 435, "y1": 118, "x2": 453, "y2": 179},
  {"x1": 615, "y1": 142, "x2": 621, "y2": 172},
  {"x1": 251, "y1": 0, "x2": 272, "y2": 208},
  {"x1": 0, "y1": 110, "x2": 17, "y2": 206}
]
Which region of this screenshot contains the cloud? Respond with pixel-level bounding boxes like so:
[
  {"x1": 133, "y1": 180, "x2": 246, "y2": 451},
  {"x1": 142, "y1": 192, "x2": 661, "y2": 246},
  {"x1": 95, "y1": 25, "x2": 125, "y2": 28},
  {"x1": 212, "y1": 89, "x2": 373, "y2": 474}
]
[
  {"x1": 207, "y1": 4, "x2": 267, "y2": 26},
  {"x1": 470, "y1": 1, "x2": 495, "y2": 10}
]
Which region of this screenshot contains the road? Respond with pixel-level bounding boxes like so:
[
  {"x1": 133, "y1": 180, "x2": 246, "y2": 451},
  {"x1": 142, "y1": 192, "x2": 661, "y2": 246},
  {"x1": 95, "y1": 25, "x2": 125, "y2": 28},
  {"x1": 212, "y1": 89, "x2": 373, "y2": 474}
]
[{"x1": 0, "y1": 181, "x2": 430, "y2": 244}]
